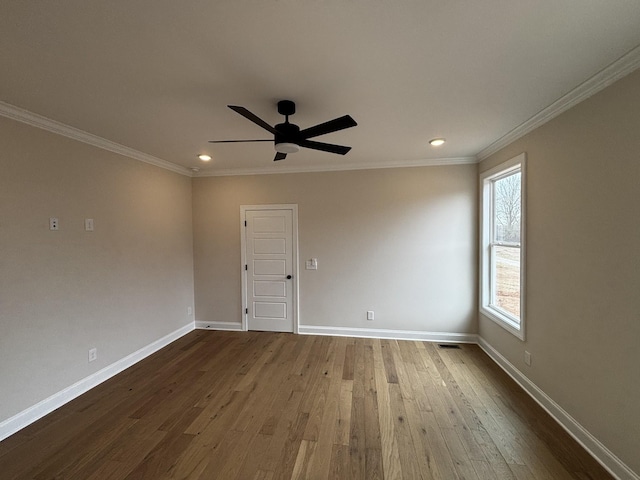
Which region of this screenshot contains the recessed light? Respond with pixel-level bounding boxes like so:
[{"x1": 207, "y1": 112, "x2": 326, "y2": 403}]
[
  {"x1": 429, "y1": 138, "x2": 446, "y2": 147},
  {"x1": 198, "y1": 154, "x2": 212, "y2": 161}
]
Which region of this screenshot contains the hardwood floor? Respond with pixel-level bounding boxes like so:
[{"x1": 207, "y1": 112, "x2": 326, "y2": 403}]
[{"x1": 0, "y1": 331, "x2": 612, "y2": 479}]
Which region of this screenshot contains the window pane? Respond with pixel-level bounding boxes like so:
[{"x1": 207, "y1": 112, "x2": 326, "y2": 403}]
[
  {"x1": 494, "y1": 172, "x2": 521, "y2": 243},
  {"x1": 493, "y1": 245, "x2": 520, "y2": 320}
]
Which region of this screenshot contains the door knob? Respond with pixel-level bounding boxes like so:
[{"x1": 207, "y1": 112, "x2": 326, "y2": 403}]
[{"x1": 287, "y1": 275, "x2": 292, "y2": 279}]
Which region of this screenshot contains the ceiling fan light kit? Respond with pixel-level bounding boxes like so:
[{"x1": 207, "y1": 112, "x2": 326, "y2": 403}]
[
  {"x1": 275, "y1": 142, "x2": 300, "y2": 154},
  {"x1": 210, "y1": 100, "x2": 357, "y2": 162}
]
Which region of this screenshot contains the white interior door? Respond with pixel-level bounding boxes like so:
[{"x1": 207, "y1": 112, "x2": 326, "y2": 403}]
[{"x1": 243, "y1": 207, "x2": 296, "y2": 332}]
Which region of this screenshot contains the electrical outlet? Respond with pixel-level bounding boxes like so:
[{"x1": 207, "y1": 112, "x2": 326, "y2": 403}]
[
  {"x1": 88, "y1": 347, "x2": 97, "y2": 362},
  {"x1": 187, "y1": 306, "x2": 193, "y2": 315},
  {"x1": 367, "y1": 310, "x2": 374, "y2": 321},
  {"x1": 524, "y1": 351, "x2": 531, "y2": 366},
  {"x1": 49, "y1": 217, "x2": 59, "y2": 231}
]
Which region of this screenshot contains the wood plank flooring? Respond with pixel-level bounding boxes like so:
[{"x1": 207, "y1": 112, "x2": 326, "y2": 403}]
[{"x1": 0, "y1": 331, "x2": 613, "y2": 479}]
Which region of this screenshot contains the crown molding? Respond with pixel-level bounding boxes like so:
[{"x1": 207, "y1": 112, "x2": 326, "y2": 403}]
[
  {"x1": 477, "y1": 44, "x2": 640, "y2": 161},
  {"x1": 195, "y1": 156, "x2": 477, "y2": 177},
  {"x1": 0, "y1": 101, "x2": 192, "y2": 176}
]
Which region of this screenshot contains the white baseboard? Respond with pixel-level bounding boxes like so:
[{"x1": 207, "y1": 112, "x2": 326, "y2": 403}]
[
  {"x1": 298, "y1": 325, "x2": 477, "y2": 343},
  {"x1": 195, "y1": 321, "x2": 244, "y2": 331},
  {"x1": 477, "y1": 337, "x2": 638, "y2": 480},
  {"x1": 0, "y1": 323, "x2": 194, "y2": 442}
]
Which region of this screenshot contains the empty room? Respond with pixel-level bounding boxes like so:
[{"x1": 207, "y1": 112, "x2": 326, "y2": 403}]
[{"x1": 1, "y1": 2, "x2": 639, "y2": 479}]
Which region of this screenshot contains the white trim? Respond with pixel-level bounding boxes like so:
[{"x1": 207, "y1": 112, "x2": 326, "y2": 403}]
[
  {"x1": 298, "y1": 325, "x2": 478, "y2": 343},
  {"x1": 479, "y1": 153, "x2": 526, "y2": 340},
  {"x1": 0, "y1": 323, "x2": 194, "y2": 442},
  {"x1": 477, "y1": 44, "x2": 640, "y2": 160},
  {"x1": 0, "y1": 101, "x2": 192, "y2": 176},
  {"x1": 195, "y1": 321, "x2": 244, "y2": 331},
  {"x1": 240, "y1": 204, "x2": 300, "y2": 334},
  {"x1": 478, "y1": 337, "x2": 639, "y2": 480},
  {"x1": 240, "y1": 208, "x2": 248, "y2": 332},
  {"x1": 196, "y1": 157, "x2": 478, "y2": 177}
]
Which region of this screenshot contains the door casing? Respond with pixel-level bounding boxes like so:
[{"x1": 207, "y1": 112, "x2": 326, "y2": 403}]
[{"x1": 240, "y1": 204, "x2": 299, "y2": 333}]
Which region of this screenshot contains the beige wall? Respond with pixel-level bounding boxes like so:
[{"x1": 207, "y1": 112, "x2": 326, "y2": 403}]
[
  {"x1": 192, "y1": 165, "x2": 477, "y2": 334},
  {"x1": 479, "y1": 69, "x2": 640, "y2": 472},
  {"x1": 0, "y1": 117, "x2": 195, "y2": 422}
]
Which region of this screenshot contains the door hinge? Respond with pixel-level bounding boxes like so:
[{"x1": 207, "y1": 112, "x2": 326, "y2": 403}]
[
  {"x1": 245, "y1": 264, "x2": 248, "y2": 271},
  {"x1": 244, "y1": 220, "x2": 247, "y2": 227},
  {"x1": 245, "y1": 308, "x2": 248, "y2": 314}
]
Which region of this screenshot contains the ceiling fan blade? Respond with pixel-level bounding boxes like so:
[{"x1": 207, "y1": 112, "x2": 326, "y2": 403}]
[
  {"x1": 299, "y1": 115, "x2": 357, "y2": 139},
  {"x1": 228, "y1": 105, "x2": 279, "y2": 135},
  {"x1": 298, "y1": 139, "x2": 352, "y2": 155},
  {"x1": 274, "y1": 152, "x2": 287, "y2": 161},
  {"x1": 208, "y1": 139, "x2": 272, "y2": 143}
]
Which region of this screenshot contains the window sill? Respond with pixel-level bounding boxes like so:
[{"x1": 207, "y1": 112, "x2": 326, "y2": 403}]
[{"x1": 480, "y1": 306, "x2": 525, "y2": 340}]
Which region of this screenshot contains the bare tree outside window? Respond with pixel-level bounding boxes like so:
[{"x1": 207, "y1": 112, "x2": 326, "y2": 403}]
[{"x1": 494, "y1": 172, "x2": 521, "y2": 244}]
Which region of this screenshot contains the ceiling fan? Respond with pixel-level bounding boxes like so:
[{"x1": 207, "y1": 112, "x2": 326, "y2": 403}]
[{"x1": 209, "y1": 100, "x2": 357, "y2": 161}]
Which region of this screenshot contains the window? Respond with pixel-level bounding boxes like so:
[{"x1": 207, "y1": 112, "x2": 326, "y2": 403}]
[{"x1": 480, "y1": 153, "x2": 526, "y2": 339}]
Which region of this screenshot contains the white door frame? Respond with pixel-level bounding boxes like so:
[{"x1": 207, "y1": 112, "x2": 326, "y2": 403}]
[{"x1": 240, "y1": 204, "x2": 299, "y2": 333}]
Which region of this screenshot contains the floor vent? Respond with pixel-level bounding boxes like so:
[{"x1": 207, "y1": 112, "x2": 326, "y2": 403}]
[{"x1": 438, "y1": 344, "x2": 461, "y2": 349}]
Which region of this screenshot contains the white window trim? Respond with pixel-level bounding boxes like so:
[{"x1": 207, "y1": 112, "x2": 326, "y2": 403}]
[{"x1": 479, "y1": 152, "x2": 526, "y2": 340}]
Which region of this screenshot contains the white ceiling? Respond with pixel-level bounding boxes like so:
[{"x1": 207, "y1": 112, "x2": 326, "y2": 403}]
[{"x1": 2, "y1": 1, "x2": 640, "y2": 176}]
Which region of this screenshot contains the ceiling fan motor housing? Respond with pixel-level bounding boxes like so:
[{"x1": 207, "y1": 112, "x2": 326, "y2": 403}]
[
  {"x1": 274, "y1": 122, "x2": 301, "y2": 153},
  {"x1": 275, "y1": 122, "x2": 300, "y2": 143}
]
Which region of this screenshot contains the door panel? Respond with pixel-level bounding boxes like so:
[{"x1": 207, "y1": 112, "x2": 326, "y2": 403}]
[
  {"x1": 254, "y1": 302, "x2": 286, "y2": 318},
  {"x1": 253, "y1": 238, "x2": 286, "y2": 254},
  {"x1": 245, "y1": 209, "x2": 294, "y2": 332},
  {"x1": 253, "y1": 215, "x2": 285, "y2": 233},
  {"x1": 253, "y1": 259, "x2": 286, "y2": 275},
  {"x1": 253, "y1": 281, "x2": 286, "y2": 297}
]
